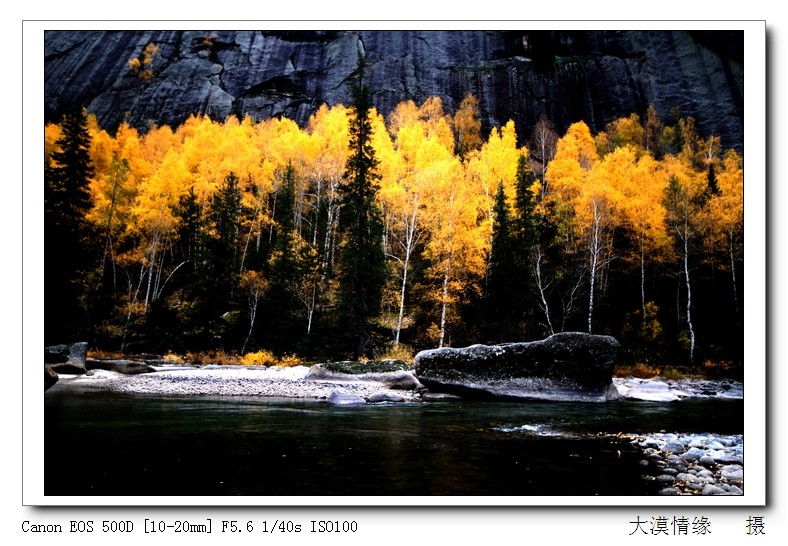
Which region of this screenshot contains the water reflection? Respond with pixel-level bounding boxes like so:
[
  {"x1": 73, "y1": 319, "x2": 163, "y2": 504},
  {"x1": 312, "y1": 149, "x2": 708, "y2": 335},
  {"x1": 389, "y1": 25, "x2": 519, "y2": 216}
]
[{"x1": 44, "y1": 390, "x2": 742, "y2": 497}]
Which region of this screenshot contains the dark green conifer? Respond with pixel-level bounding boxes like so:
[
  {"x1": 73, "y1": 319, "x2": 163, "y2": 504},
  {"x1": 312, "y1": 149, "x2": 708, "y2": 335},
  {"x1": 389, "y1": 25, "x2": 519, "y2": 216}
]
[
  {"x1": 44, "y1": 106, "x2": 96, "y2": 343},
  {"x1": 486, "y1": 182, "x2": 519, "y2": 342},
  {"x1": 264, "y1": 164, "x2": 305, "y2": 352},
  {"x1": 335, "y1": 54, "x2": 387, "y2": 358}
]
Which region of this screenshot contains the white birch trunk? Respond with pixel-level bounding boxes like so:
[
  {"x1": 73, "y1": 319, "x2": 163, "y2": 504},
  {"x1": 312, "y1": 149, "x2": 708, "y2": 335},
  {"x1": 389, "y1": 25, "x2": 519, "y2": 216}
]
[
  {"x1": 533, "y1": 246, "x2": 555, "y2": 335},
  {"x1": 438, "y1": 257, "x2": 452, "y2": 348}
]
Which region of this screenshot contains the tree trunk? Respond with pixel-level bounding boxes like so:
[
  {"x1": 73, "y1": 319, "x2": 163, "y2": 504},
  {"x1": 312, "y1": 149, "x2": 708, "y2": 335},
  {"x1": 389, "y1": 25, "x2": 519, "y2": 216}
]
[
  {"x1": 533, "y1": 246, "x2": 555, "y2": 335},
  {"x1": 682, "y1": 225, "x2": 696, "y2": 363},
  {"x1": 438, "y1": 257, "x2": 452, "y2": 348},
  {"x1": 241, "y1": 288, "x2": 259, "y2": 355},
  {"x1": 640, "y1": 236, "x2": 646, "y2": 331},
  {"x1": 587, "y1": 200, "x2": 601, "y2": 333},
  {"x1": 394, "y1": 200, "x2": 420, "y2": 345},
  {"x1": 729, "y1": 230, "x2": 740, "y2": 327}
]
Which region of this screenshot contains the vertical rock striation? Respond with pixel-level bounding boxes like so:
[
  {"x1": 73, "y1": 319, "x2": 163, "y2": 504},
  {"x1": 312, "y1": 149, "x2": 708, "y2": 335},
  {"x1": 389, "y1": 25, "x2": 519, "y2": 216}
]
[{"x1": 44, "y1": 30, "x2": 743, "y2": 150}]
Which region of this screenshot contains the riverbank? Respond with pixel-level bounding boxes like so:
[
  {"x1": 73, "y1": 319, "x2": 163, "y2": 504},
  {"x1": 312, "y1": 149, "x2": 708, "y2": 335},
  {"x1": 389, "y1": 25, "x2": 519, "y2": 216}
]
[{"x1": 56, "y1": 363, "x2": 745, "y2": 402}]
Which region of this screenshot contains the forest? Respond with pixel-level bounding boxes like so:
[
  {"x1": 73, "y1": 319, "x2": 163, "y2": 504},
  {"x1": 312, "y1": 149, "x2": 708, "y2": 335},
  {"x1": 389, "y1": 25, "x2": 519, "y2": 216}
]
[{"x1": 43, "y1": 76, "x2": 744, "y2": 375}]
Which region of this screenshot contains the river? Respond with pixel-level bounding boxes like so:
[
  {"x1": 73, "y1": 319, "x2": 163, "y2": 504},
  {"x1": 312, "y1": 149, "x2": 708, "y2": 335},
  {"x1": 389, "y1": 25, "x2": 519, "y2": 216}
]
[{"x1": 44, "y1": 389, "x2": 743, "y2": 497}]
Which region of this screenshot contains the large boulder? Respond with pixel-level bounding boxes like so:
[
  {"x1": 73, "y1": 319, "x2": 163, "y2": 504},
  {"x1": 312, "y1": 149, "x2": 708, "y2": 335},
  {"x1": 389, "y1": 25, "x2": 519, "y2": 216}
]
[
  {"x1": 413, "y1": 332, "x2": 621, "y2": 402},
  {"x1": 44, "y1": 342, "x2": 88, "y2": 374}
]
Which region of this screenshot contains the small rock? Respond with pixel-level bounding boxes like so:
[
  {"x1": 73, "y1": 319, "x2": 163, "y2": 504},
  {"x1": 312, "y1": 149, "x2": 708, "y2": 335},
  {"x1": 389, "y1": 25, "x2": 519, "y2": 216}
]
[
  {"x1": 367, "y1": 392, "x2": 405, "y2": 403},
  {"x1": 681, "y1": 447, "x2": 705, "y2": 462},
  {"x1": 656, "y1": 474, "x2": 676, "y2": 485},
  {"x1": 701, "y1": 484, "x2": 728, "y2": 495},
  {"x1": 421, "y1": 392, "x2": 464, "y2": 402},
  {"x1": 327, "y1": 389, "x2": 366, "y2": 406},
  {"x1": 662, "y1": 441, "x2": 686, "y2": 454},
  {"x1": 720, "y1": 464, "x2": 744, "y2": 483},
  {"x1": 698, "y1": 455, "x2": 717, "y2": 467},
  {"x1": 658, "y1": 487, "x2": 683, "y2": 495}
]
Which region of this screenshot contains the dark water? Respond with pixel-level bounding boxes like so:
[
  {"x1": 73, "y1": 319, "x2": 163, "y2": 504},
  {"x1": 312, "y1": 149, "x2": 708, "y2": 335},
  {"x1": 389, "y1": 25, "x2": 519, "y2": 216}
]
[{"x1": 44, "y1": 389, "x2": 743, "y2": 497}]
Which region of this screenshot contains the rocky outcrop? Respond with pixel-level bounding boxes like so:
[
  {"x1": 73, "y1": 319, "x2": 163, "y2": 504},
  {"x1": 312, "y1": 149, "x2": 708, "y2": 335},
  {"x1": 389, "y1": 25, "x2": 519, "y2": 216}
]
[
  {"x1": 86, "y1": 359, "x2": 158, "y2": 375},
  {"x1": 44, "y1": 342, "x2": 88, "y2": 374},
  {"x1": 413, "y1": 332, "x2": 621, "y2": 402},
  {"x1": 44, "y1": 30, "x2": 743, "y2": 151},
  {"x1": 44, "y1": 365, "x2": 59, "y2": 391},
  {"x1": 306, "y1": 360, "x2": 424, "y2": 391},
  {"x1": 614, "y1": 377, "x2": 744, "y2": 401}
]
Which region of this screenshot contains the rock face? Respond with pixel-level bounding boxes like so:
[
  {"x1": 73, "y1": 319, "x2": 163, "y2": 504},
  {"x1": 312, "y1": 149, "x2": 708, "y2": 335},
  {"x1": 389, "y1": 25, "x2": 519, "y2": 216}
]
[
  {"x1": 413, "y1": 332, "x2": 621, "y2": 402},
  {"x1": 44, "y1": 30, "x2": 743, "y2": 151}
]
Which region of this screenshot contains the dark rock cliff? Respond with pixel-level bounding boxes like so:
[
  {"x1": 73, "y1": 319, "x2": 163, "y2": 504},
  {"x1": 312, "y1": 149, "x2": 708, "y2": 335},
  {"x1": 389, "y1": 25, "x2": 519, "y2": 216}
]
[{"x1": 44, "y1": 30, "x2": 744, "y2": 150}]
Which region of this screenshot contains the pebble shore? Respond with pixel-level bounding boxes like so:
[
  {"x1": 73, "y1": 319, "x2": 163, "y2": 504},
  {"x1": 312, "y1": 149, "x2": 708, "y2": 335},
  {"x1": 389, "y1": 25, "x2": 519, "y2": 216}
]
[
  {"x1": 628, "y1": 432, "x2": 745, "y2": 496},
  {"x1": 614, "y1": 377, "x2": 745, "y2": 495},
  {"x1": 62, "y1": 365, "x2": 744, "y2": 496}
]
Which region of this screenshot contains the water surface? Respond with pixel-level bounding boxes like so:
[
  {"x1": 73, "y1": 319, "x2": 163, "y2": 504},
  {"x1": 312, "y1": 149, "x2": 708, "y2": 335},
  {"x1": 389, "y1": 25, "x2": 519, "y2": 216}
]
[{"x1": 44, "y1": 389, "x2": 743, "y2": 497}]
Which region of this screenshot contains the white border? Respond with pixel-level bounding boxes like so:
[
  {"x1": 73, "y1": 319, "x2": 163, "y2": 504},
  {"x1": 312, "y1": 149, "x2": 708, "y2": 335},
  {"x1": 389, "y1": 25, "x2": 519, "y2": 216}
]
[{"x1": 23, "y1": 20, "x2": 766, "y2": 508}]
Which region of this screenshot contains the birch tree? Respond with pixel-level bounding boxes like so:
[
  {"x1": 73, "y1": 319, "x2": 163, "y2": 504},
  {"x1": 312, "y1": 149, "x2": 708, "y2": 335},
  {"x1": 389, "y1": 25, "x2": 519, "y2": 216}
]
[{"x1": 662, "y1": 156, "x2": 707, "y2": 362}]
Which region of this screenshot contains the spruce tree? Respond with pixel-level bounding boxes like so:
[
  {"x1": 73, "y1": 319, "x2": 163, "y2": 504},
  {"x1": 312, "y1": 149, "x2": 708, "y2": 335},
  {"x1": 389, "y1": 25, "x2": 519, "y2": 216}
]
[
  {"x1": 513, "y1": 154, "x2": 538, "y2": 252},
  {"x1": 512, "y1": 154, "x2": 539, "y2": 336},
  {"x1": 199, "y1": 172, "x2": 244, "y2": 348},
  {"x1": 264, "y1": 164, "x2": 304, "y2": 353},
  {"x1": 486, "y1": 155, "x2": 540, "y2": 342},
  {"x1": 44, "y1": 106, "x2": 96, "y2": 343},
  {"x1": 486, "y1": 182, "x2": 519, "y2": 342},
  {"x1": 335, "y1": 54, "x2": 387, "y2": 358}
]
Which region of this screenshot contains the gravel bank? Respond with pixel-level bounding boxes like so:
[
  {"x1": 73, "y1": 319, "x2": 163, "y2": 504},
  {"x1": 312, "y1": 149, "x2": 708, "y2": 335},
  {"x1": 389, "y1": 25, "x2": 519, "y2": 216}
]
[{"x1": 68, "y1": 365, "x2": 424, "y2": 402}]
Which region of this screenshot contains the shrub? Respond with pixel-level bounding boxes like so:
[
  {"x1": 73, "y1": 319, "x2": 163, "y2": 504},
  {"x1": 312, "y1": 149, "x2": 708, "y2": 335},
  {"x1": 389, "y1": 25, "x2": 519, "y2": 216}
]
[
  {"x1": 614, "y1": 362, "x2": 661, "y2": 379},
  {"x1": 187, "y1": 351, "x2": 242, "y2": 365},
  {"x1": 277, "y1": 354, "x2": 305, "y2": 368},
  {"x1": 240, "y1": 350, "x2": 278, "y2": 366},
  {"x1": 87, "y1": 348, "x2": 125, "y2": 360},
  {"x1": 163, "y1": 351, "x2": 185, "y2": 364},
  {"x1": 378, "y1": 343, "x2": 416, "y2": 366}
]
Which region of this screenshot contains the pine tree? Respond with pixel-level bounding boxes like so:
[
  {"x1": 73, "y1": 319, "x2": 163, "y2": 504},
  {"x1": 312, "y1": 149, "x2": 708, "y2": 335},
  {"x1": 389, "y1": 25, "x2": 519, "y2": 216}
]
[
  {"x1": 335, "y1": 54, "x2": 387, "y2": 358},
  {"x1": 199, "y1": 172, "x2": 244, "y2": 348},
  {"x1": 264, "y1": 164, "x2": 305, "y2": 353},
  {"x1": 173, "y1": 186, "x2": 205, "y2": 302},
  {"x1": 44, "y1": 106, "x2": 96, "y2": 343},
  {"x1": 512, "y1": 153, "x2": 539, "y2": 336},
  {"x1": 486, "y1": 181, "x2": 519, "y2": 342}
]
